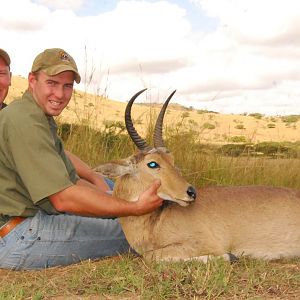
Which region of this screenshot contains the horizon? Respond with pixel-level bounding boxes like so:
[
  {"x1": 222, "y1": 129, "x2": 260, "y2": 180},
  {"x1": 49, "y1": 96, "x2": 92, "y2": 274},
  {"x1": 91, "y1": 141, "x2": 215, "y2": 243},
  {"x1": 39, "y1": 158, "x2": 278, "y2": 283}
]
[{"x1": 9, "y1": 74, "x2": 300, "y2": 118}]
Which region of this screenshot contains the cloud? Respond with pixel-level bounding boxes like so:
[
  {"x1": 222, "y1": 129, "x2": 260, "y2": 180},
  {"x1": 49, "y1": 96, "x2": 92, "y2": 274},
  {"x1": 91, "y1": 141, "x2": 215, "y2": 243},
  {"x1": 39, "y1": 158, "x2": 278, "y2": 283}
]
[
  {"x1": 111, "y1": 57, "x2": 191, "y2": 74},
  {"x1": 198, "y1": 0, "x2": 300, "y2": 45},
  {"x1": 1, "y1": 0, "x2": 300, "y2": 115},
  {"x1": 0, "y1": 0, "x2": 49, "y2": 31}
]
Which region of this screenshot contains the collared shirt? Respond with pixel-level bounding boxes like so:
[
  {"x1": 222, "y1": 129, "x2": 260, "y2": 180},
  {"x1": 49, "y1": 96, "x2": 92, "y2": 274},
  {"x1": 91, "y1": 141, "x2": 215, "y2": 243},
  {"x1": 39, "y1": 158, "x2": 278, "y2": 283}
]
[{"x1": 0, "y1": 90, "x2": 78, "y2": 219}]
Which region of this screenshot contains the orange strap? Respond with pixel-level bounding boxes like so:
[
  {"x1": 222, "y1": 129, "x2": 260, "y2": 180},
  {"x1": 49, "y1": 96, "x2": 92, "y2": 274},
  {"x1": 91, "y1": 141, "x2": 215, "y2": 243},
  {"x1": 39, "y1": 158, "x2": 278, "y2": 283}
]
[{"x1": 0, "y1": 217, "x2": 26, "y2": 238}]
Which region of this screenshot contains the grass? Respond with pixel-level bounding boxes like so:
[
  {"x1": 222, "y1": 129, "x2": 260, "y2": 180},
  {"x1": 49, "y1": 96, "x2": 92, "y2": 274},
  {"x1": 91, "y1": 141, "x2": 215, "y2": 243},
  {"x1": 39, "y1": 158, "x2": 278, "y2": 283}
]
[
  {"x1": 2, "y1": 104, "x2": 300, "y2": 299},
  {"x1": 2, "y1": 256, "x2": 300, "y2": 299}
]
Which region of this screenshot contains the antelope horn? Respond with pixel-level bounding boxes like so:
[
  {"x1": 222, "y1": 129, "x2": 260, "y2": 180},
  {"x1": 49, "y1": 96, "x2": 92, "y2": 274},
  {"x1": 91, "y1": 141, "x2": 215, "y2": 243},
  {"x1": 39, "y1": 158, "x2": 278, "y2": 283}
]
[
  {"x1": 125, "y1": 89, "x2": 152, "y2": 151},
  {"x1": 153, "y1": 90, "x2": 176, "y2": 149}
]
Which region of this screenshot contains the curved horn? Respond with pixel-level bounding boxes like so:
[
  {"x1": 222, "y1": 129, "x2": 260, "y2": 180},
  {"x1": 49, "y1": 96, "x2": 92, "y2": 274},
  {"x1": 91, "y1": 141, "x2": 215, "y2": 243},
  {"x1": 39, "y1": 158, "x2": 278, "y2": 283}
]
[
  {"x1": 125, "y1": 89, "x2": 151, "y2": 151},
  {"x1": 153, "y1": 90, "x2": 176, "y2": 149}
]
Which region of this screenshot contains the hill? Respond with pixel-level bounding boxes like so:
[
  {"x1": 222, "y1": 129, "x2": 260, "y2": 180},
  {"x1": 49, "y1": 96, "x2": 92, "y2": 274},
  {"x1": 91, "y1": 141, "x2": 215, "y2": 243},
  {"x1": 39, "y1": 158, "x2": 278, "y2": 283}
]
[{"x1": 6, "y1": 76, "x2": 300, "y2": 144}]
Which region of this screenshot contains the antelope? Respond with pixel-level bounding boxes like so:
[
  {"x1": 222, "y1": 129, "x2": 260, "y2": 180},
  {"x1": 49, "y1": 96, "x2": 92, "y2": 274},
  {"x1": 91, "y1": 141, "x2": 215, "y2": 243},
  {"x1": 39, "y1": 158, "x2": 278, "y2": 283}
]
[{"x1": 95, "y1": 89, "x2": 300, "y2": 262}]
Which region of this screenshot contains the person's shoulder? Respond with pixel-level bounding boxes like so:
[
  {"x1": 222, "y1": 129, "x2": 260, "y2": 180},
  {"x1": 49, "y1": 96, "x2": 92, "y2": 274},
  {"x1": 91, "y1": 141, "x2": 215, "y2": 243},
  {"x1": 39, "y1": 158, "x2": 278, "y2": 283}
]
[{"x1": 3, "y1": 91, "x2": 45, "y2": 120}]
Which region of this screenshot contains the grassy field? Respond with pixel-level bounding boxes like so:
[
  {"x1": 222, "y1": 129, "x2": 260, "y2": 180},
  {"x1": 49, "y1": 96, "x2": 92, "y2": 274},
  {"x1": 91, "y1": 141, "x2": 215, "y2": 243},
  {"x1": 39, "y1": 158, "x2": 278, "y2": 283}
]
[
  {"x1": 3, "y1": 78, "x2": 300, "y2": 299},
  {"x1": 2, "y1": 255, "x2": 300, "y2": 299},
  {"x1": 1, "y1": 119, "x2": 300, "y2": 299}
]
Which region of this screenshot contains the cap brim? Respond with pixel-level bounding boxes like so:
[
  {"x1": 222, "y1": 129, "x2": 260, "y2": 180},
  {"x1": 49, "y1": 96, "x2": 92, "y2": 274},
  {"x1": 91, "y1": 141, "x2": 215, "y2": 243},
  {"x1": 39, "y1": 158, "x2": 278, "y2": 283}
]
[
  {"x1": 44, "y1": 65, "x2": 81, "y2": 84},
  {"x1": 0, "y1": 49, "x2": 11, "y2": 66}
]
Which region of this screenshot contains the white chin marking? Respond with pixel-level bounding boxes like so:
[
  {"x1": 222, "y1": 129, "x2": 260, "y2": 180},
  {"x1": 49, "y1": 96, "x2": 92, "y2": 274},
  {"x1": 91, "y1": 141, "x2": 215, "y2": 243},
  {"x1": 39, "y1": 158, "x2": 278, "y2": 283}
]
[{"x1": 158, "y1": 193, "x2": 189, "y2": 207}]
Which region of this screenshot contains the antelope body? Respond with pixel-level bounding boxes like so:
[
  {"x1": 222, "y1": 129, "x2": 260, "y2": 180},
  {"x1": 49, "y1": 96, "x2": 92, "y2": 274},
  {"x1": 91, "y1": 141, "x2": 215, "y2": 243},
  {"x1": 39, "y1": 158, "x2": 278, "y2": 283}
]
[{"x1": 96, "y1": 89, "x2": 300, "y2": 262}]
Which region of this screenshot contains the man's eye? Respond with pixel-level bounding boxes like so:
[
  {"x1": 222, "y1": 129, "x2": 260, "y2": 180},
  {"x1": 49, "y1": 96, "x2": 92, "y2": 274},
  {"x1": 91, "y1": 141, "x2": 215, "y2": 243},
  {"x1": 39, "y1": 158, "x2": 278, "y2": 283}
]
[
  {"x1": 147, "y1": 161, "x2": 160, "y2": 169},
  {"x1": 47, "y1": 81, "x2": 56, "y2": 86}
]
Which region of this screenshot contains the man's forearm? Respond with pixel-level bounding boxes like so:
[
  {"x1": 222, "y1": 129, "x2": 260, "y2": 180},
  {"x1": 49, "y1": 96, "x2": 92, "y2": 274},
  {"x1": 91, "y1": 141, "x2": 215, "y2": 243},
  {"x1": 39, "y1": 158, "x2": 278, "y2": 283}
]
[
  {"x1": 49, "y1": 184, "x2": 138, "y2": 217},
  {"x1": 65, "y1": 150, "x2": 110, "y2": 191},
  {"x1": 48, "y1": 180, "x2": 163, "y2": 218}
]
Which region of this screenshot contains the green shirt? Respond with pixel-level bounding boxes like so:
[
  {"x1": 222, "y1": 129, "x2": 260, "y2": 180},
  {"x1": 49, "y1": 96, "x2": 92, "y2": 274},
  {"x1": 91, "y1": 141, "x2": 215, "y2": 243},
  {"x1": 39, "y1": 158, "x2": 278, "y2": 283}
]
[{"x1": 0, "y1": 90, "x2": 78, "y2": 219}]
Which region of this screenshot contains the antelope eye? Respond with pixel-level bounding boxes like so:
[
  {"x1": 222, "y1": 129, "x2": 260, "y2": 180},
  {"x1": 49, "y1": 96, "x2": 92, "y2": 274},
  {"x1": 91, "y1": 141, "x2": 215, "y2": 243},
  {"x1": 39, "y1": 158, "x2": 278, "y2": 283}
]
[{"x1": 147, "y1": 161, "x2": 160, "y2": 169}]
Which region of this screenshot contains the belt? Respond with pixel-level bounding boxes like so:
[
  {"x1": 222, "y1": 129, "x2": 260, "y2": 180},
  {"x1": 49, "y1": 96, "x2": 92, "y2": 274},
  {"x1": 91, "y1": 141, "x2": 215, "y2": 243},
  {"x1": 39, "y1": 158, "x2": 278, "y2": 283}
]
[{"x1": 0, "y1": 217, "x2": 26, "y2": 238}]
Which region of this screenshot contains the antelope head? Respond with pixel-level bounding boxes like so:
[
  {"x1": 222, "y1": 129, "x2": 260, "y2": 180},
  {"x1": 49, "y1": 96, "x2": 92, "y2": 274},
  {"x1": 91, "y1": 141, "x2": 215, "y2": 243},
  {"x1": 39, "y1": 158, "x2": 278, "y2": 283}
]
[{"x1": 95, "y1": 89, "x2": 197, "y2": 207}]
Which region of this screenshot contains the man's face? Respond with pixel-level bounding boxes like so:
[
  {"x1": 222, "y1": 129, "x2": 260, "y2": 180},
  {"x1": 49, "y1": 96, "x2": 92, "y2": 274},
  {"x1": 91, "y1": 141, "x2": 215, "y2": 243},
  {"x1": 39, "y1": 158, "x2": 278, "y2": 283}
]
[
  {"x1": 28, "y1": 71, "x2": 75, "y2": 116},
  {"x1": 0, "y1": 57, "x2": 11, "y2": 106}
]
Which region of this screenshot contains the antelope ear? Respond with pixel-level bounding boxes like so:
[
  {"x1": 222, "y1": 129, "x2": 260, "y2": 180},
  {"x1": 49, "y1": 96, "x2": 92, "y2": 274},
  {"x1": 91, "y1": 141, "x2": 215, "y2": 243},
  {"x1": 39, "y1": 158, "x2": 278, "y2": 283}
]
[{"x1": 94, "y1": 158, "x2": 135, "y2": 178}]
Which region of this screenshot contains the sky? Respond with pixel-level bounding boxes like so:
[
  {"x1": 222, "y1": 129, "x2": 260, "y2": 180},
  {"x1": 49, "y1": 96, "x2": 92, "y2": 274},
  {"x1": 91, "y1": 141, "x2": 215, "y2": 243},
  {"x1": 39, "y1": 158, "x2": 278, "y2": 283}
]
[{"x1": 1, "y1": 0, "x2": 300, "y2": 116}]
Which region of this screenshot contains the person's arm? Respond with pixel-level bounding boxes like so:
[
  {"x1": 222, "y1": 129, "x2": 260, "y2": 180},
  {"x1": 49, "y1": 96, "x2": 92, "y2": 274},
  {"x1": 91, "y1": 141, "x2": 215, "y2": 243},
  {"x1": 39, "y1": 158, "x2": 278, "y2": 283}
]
[
  {"x1": 49, "y1": 179, "x2": 163, "y2": 217},
  {"x1": 65, "y1": 150, "x2": 110, "y2": 191}
]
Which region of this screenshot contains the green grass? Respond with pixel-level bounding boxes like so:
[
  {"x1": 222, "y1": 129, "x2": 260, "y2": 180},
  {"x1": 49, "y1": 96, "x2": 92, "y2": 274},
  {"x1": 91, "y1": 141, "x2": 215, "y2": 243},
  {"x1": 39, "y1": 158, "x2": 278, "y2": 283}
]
[
  {"x1": 2, "y1": 256, "x2": 300, "y2": 299},
  {"x1": 3, "y1": 113, "x2": 300, "y2": 299}
]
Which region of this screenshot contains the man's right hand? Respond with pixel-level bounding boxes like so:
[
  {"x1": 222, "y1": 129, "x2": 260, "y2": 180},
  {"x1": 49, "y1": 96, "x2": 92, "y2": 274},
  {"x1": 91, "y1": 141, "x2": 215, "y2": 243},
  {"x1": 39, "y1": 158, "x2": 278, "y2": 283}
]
[{"x1": 134, "y1": 180, "x2": 163, "y2": 215}]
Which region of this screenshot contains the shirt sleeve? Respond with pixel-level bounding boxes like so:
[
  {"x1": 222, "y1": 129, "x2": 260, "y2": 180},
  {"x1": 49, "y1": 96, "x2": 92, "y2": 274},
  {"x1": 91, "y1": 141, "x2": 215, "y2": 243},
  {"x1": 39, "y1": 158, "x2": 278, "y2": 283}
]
[{"x1": 4, "y1": 115, "x2": 74, "y2": 203}]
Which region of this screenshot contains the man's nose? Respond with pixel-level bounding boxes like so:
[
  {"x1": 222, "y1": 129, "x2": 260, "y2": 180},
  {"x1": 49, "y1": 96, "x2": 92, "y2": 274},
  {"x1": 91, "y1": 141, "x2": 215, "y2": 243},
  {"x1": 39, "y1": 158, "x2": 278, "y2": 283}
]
[{"x1": 53, "y1": 87, "x2": 64, "y2": 99}]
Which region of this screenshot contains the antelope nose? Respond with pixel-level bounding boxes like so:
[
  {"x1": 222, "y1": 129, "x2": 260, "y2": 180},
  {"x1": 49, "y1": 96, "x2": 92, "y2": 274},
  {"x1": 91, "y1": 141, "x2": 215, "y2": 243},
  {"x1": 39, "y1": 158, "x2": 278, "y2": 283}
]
[{"x1": 187, "y1": 186, "x2": 197, "y2": 200}]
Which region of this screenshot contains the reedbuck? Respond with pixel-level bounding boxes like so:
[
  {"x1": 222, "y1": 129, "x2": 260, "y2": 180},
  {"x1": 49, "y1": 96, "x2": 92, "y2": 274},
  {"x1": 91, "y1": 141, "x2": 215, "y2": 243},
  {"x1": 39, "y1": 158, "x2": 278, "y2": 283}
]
[{"x1": 95, "y1": 89, "x2": 300, "y2": 262}]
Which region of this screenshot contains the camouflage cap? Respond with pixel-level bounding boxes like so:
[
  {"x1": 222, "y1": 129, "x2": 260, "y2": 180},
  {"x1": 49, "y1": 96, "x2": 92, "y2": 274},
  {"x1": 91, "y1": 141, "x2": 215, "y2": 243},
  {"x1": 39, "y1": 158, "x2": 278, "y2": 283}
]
[
  {"x1": 0, "y1": 48, "x2": 11, "y2": 67},
  {"x1": 31, "y1": 48, "x2": 81, "y2": 83}
]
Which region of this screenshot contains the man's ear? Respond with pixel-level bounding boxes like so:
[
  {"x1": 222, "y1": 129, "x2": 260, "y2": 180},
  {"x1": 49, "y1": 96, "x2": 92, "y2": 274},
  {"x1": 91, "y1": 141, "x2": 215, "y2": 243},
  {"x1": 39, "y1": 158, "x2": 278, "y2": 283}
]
[
  {"x1": 94, "y1": 157, "x2": 135, "y2": 178},
  {"x1": 9, "y1": 72, "x2": 12, "y2": 86},
  {"x1": 28, "y1": 72, "x2": 37, "y2": 91}
]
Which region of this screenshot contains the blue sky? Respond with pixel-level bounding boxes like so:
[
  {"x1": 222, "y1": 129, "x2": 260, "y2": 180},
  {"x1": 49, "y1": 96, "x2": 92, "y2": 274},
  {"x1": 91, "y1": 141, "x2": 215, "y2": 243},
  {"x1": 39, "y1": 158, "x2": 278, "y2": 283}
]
[
  {"x1": 77, "y1": 0, "x2": 218, "y2": 32},
  {"x1": 2, "y1": 0, "x2": 300, "y2": 116},
  {"x1": 76, "y1": 0, "x2": 117, "y2": 15}
]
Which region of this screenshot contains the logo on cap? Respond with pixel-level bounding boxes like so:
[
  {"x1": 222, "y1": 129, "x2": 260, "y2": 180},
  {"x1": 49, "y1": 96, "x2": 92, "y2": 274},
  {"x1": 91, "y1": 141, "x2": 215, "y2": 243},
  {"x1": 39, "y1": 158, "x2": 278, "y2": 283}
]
[{"x1": 59, "y1": 51, "x2": 71, "y2": 62}]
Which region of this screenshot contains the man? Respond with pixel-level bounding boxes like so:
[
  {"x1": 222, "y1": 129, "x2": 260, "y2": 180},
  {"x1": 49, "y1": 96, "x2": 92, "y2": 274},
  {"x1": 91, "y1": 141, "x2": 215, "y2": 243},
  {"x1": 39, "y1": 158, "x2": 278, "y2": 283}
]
[
  {"x1": 0, "y1": 48, "x2": 163, "y2": 270},
  {"x1": 0, "y1": 48, "x2": 111, "y2": 191},
  {"x1": 0, "y1": 48, "x2": 11, "y2": 109}
]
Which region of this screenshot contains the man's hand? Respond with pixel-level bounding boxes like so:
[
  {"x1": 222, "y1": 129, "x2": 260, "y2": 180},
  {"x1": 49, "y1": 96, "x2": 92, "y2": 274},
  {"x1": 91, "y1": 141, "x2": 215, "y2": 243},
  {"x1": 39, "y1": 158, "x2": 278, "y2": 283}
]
[{"x1": 134, "y1": 180, "x2": 163, "y2": 216}]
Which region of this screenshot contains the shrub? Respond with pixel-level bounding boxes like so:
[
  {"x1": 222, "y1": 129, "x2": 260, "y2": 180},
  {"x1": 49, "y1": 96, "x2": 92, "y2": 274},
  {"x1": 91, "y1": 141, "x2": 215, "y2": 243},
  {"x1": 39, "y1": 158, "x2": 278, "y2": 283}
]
[
  {"x1": 219, "y1": 144, "x2": 249, "y2": 157},
  {"x1": 202, "y1": 122, "x2": 216, "y2": 130},
  {"x1": 197, "y1": 109, "x2": 208, "y2": 114},
  {"x1": 249, "y1": 113, "x2": 264, "y2": 119},
  {"x1": 181, "y1": 112, "x2": 190, "y2": 119},
  {"x1": 281, "y1": 115, "x2": 300, "y2": 123},
  {"x1": 254, "y1": 142, "x2": 298, "y2": 158},
  {"x1": 235, "y1": 124, "x2": 245, "y2": 130},
  {"x1": 102, "y1": 120, "x2": 126, "y2": 134},
  {"x1": 228, "y1": 136, "x2": 248, "y2": 143}
]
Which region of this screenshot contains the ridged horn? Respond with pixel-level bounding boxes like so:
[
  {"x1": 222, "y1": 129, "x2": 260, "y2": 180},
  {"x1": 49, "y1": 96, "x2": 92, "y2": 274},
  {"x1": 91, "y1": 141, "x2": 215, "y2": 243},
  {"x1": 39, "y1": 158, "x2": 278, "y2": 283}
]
[
  {"x1": 125, "y1": 89, "x2": 152, "y2": 151},
  {"x1": 153, "y1": 90, "x2": 176, "y2": 149}
]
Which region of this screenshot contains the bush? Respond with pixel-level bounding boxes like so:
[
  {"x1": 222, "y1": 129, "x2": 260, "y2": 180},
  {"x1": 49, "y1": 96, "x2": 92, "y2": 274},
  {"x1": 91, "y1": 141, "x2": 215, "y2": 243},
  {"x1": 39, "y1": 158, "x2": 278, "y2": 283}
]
[
  {"x1": 235, "y1": 124, "x2": 246, "y2": 130},
  {"x1": 181, "y1": 112, "x2": 190, "y2": 119},
  {"x1": 281, "y1": 115, "x2": 300, "y2": 123},
  {"x1": 249, "y1": 113, "x2": 264, "y2": 119},
  {"x1": 218, "y1": 141, "x2": 300, "y2": 158},
  {"x1": 228, "y1": 136, "x2": 248, "y2": 143},
  {"x1": 219, "y1": 144, "x2": 249, "y2": 157},
  {"x1": 254, "y1": 142, "x2": 298, "y2": 158},
  {"x1": 202, "y1": 122, "x2": 216, "y2": 130}
]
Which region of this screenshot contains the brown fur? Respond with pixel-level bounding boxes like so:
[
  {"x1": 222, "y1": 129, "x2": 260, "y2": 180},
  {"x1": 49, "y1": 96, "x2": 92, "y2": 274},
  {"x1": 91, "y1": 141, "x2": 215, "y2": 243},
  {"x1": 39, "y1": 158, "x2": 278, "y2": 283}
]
[{"x1": 96, "y1": 150, "x2": 300, "y2": 262}]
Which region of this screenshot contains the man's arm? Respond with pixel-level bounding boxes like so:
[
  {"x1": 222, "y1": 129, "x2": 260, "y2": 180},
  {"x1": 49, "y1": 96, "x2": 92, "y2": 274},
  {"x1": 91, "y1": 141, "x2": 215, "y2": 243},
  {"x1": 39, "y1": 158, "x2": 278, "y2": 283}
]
[
  {"x1": 65, "y1": 150, "x2": 110, "y2": 191},
  {"x1": 49, "y1": 179, "x2": 163, "y2": 217}
]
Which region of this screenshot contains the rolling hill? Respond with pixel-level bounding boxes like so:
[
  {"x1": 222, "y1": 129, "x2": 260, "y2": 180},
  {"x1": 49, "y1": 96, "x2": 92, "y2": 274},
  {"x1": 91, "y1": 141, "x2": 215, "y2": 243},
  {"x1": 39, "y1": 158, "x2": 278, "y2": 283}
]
[{"x1": 6, "y1": 76, "x2": 300, "y2": 144}]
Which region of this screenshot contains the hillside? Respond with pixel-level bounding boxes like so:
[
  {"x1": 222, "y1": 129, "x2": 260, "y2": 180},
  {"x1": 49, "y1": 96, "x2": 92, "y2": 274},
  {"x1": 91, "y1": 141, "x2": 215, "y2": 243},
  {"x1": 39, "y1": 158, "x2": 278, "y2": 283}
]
[{"x1": 6, "y1": 76, "x2": 300, "y2": 144}]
